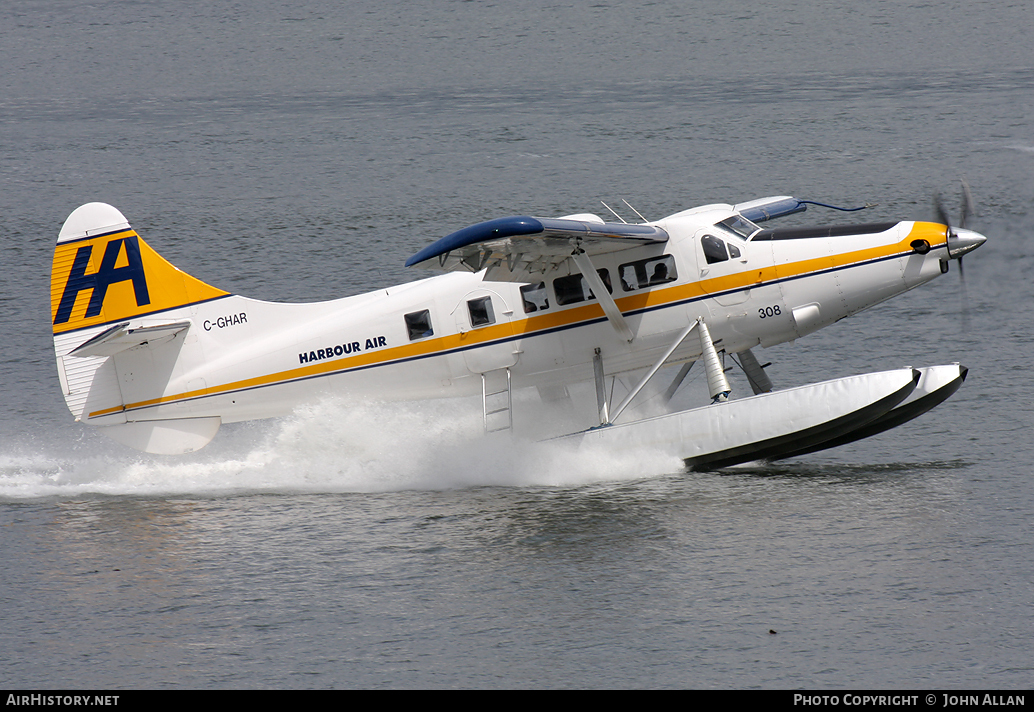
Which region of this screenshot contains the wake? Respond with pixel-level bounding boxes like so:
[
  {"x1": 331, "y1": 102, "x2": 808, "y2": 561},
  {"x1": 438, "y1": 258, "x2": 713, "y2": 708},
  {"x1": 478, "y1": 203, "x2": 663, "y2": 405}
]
[{"x1": 0, "y1": 396, "x2": 683, "y2": 500}]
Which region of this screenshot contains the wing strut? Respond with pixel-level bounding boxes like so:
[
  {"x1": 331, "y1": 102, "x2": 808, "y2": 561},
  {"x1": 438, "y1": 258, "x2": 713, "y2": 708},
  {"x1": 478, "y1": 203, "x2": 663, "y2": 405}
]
[{"x1": 572, "y1": 250, "x2": 634, "y2": 342}]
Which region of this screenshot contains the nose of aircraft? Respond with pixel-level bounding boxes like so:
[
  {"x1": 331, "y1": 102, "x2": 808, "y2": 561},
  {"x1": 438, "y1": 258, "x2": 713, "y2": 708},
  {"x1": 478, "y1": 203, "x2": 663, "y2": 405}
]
[{"x1": 947, "y1": 227, "x2": 987, "y2": 260}]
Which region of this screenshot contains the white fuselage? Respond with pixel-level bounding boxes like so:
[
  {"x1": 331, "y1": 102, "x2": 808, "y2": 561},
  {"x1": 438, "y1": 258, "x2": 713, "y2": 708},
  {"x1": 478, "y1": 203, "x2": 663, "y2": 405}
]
[{"x1": 69, "y1": 205, "x2": 952, "y2": 433}]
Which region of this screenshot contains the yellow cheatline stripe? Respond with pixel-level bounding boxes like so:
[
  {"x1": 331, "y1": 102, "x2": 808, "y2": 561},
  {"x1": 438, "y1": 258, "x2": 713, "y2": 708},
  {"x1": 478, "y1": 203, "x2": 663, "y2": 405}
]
[
  {"x1": 95, "y1": 287, "x2": 712, "y2": 417},
  {"x1": 92, "y1": 222, "x2": 941, "y2": 418}
]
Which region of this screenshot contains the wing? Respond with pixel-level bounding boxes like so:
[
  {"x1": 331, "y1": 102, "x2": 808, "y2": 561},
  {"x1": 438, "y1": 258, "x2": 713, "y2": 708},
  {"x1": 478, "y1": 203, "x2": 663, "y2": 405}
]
[{"x1": 405, "y1": 214, "x2": 669, "y2": 282}]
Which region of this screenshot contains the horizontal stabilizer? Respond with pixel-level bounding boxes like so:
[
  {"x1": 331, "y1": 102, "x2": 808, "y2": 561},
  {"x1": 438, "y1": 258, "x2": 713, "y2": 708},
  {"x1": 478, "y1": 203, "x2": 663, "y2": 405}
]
[
  {"x1": 69, "y1": 320, "x2": 192, "y2": 358},
  {"x1": 99, "y1": 417, "x2": 222, "y2": 454}
]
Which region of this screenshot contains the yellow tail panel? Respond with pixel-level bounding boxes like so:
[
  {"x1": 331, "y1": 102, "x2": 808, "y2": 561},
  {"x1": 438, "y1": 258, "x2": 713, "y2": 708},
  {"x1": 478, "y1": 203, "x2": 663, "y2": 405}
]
[{"x1": 51, "y1": 203, "x2": 229, "y2": 335}]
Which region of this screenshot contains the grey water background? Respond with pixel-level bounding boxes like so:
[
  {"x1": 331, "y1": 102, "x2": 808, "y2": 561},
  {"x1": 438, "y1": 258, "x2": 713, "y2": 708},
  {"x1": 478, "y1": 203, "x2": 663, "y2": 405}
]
[{"x1": 2, "y1": 0, "x2": 1033, "y2": 689}]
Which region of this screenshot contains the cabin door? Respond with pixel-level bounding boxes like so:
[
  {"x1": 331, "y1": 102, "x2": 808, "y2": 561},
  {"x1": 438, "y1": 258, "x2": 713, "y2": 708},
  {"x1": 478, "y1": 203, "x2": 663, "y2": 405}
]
[
  {"x1": 453, "y1": 288, "x2": 520, "y2": 374},
  {"x1": 694, "y1": 228, "x2": 751, "y2": 306}
]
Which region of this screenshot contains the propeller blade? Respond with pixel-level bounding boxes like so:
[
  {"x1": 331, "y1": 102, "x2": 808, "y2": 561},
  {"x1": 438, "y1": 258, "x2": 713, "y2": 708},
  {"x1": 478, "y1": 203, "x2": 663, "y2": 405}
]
[
  {"x1": 933, "y1": 193, "x2": 953, "y2": 237},
  {"x1": 936, "y1": 181, "x2": 980, "y2": 331},
  {"x1": 960, "y1": 179, "x2": 974, "y2": 229},
  {"x1": 959, "y1": 255, "x2": 970, "y2": 331}
]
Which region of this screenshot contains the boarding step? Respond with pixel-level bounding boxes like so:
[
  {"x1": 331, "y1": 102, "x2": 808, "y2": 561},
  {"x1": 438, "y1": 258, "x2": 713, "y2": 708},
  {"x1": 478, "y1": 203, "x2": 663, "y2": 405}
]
[{"x1": 481, "y1": 368, "x2": 512, "y2": 433}]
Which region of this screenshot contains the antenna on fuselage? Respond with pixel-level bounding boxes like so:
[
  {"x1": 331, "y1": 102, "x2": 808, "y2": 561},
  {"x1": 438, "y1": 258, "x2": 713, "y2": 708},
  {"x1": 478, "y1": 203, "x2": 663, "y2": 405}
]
[
  {"x1": 622, "y1": 199, "x2": 650, "y2": 224},
  {"x1": 600, "y1": 201, "x2": 628, "y2": 223}
]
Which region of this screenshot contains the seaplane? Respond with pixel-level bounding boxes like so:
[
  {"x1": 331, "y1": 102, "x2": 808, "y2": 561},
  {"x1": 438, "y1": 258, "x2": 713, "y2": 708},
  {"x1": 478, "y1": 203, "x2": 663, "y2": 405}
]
[{"x1": 49, "y1": 189, "x2": 986, "y2": 468}]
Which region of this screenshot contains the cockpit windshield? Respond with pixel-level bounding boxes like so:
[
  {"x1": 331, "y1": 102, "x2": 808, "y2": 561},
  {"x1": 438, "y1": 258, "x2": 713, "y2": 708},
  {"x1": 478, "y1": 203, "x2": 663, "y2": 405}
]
[{"x1": 718, "y1": 215, "x2": 760, "y2": 239}]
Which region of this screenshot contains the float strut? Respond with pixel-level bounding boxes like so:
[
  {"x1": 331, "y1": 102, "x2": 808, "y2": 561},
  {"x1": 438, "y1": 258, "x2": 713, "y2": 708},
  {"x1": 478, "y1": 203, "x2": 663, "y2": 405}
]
[
  {"x1": 662, "y1": 361, "x2": 695, "y2": 404},
  {"x1": 734, "y1": 348, "x2": 773, "y2": 395}
]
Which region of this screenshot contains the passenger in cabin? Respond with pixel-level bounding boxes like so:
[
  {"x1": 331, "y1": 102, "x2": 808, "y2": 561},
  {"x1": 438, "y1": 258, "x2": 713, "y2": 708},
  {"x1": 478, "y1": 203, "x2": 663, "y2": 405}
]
[
  {"x1": 650, "y1": 262, "x2": 669, "y2": 285},
  {"x1": 618, "y1": 255, "x2": 677, "y2": 292}
]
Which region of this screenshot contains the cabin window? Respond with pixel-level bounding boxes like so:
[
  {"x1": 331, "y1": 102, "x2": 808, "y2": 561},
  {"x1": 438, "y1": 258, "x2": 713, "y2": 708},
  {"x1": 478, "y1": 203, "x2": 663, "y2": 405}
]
[
  {"x1": 619, "y1": 254, "x2": 678, "y2": 291},
  {"x1": 520, "y1": 282, "x2": 550, "y2": 313},
  {"x1": 701, "y1": 234, "x2": 730, "y2": 264},
  {"x1": 404, "y1": 309, "x2": 434, "y2": 340},
  {"x1": 553, "y1": 269, "x2": 612, "y2": 306},
  {"x1": 467, "y1": 296, "x2": 495, "y2": 327}
]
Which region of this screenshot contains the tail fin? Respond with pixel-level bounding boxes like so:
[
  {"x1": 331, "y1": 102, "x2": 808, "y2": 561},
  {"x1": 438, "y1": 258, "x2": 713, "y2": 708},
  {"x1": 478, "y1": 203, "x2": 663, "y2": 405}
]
[
  {"x1": 51, "y1": 203, "x2": 229, "y2": 453},
  {"x1": 51, "y1": 203, "x2": 228, "y2": 334}
]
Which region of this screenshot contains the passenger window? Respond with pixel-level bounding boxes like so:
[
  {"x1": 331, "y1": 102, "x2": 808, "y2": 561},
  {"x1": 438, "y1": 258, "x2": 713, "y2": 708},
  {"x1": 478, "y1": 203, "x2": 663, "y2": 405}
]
[
  {"x1": 467, "y1": 296, "x2": 495, "y2": 327},
  {"x1": 701, "y1": 234, "x2": 729, "y2": 264},
  {"x1": 619, "y1": 255, "x2": 678, "y2": 291},
  {"x1": 404, "y1": 310, "x2": 434, "y2": 340},
  {"x1": 553, "y1": 269, "x2": 611, "y2": 306},
  {"x1": 520, "y1": 282, "x2": 550, "y2": 313}
]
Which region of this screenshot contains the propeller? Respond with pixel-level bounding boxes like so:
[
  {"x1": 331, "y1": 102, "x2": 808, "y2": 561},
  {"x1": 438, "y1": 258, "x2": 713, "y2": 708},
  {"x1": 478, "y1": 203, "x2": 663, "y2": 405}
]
[
  {"x1": 934, "y1": 180, "x2": 981, "y2": 330},
  {"x1": 934, "y1": 178, "x2": 980, "y2": 280}
]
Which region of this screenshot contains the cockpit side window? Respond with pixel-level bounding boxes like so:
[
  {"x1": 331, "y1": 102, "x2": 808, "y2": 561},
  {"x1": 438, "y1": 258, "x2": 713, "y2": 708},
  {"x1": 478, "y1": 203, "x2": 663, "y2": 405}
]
[
  {"x1": 619, "y1": 254, "x2": 678, "y2": 291},
  {"x1": 467, "y1": 296, "x2": 495, "y2": 327},
  {"x1": 701, "y1": 234, "x2": 730, "y2": 264},
  {"x1": 520, "y1": 282, "x2": 550, "y2": 313},
  {"x1": 404, "y1": 309, "x2": 434, "y2": 340}
]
